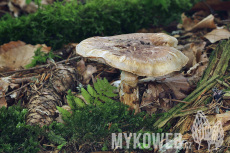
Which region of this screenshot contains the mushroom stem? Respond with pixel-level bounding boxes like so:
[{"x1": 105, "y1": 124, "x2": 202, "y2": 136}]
[{"x1": 119, "y1": 71, "x2": 140, "y2": 113}]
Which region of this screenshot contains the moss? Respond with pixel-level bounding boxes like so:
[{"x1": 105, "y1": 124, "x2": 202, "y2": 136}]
[
  {"x1": 0, "y1": 0, "x2": 198, "y2": 50},
  {"x1": 0, "y1": 104, "x2": 41, "y2": 153},
  {"x1": 0, "y1": 79, "x2": 168, "y2": 152}
]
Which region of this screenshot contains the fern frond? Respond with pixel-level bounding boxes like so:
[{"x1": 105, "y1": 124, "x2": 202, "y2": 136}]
[
  {"x1": 80, "y1": 78, "x2": 118, "y2": 105},
  {"x1": 94, "y1": 78, "x2": 103, "y2": 95},
  {"x1": 66, "y1": 90, "x2": 76, "y2": 109},
  {"x1": 74, "y1": 96, "x2": 86, "y2": 107},
  {"x1": 57, "y1": 106, "x2": 71, "y2": 118},
  {"x1": 81, "y1": 88, "x2": 92, "y2": 104},
  {"x1": 87, "y1": 85, "x2": 98, "y2": 97},
  {"x1": 47, "y1": 131, "x2": 67, "y2": 150}
]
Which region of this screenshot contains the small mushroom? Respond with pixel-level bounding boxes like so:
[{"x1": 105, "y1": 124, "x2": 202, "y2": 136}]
[{"x1": 76, "y1": 33, "x2": 188, "y2": 113}]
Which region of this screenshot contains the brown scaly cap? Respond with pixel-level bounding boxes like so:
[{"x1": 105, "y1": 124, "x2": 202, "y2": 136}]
[{"x1": 76, "y1": 33, "x2": 188, "y2": 77}]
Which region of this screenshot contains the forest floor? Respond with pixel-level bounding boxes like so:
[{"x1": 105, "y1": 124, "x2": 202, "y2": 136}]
[{"x1": 0, "y1": 0, "x2": 230, "y2": 152}]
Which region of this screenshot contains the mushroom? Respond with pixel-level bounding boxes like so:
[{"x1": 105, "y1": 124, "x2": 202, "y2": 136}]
[{"x1": 76, "y1": 33, "x2": 188, "y2": 113}]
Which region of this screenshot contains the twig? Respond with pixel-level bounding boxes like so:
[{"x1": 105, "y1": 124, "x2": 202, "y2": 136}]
[
  {"x1": 165, "y1": 99, "x2": 190, "y2": 104},
  {"x1": 10, "y1": 76, "x2": 39, "y2": 84},
  {"x1": 174, "y1": 106, "x2": 208, "y2": 120},
  {"x1": 180, "y1": 106, "x2": 206, "y2": 112},
  {"x1": 216, "y1": 79, "x2": 230, "y2": 88},
  {"x1": 0, "y1": 83, "x2": 30, "y2": 98},
  {"x1": 0, "y1": 56, "x2": 81, "y2": 76}
]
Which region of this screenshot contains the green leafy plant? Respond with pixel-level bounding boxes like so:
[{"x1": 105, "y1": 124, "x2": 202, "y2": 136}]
[
  {"x1": 82, "y1": 78, "x2": 118, "y2": 104},
  {"x1": 57, "y1": 78, "x2": 118, "y2": 120},
  {"x1": 0, "y1": 78, "x2": 167, "y2": 152},
  {"x1": 0, "y1": 0, "x2": 199, "y2": 50},
  {"x1": 53, "y1": 78, "x2": 166, "y2": 151},
  {"x1": 25, "y1": 47, "x2": 60, "y2": 68}
]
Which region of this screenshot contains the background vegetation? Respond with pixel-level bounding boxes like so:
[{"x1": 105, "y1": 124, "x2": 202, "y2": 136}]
[{"x1": 0, "y1": 0, "x2": 198, "y2": 49}]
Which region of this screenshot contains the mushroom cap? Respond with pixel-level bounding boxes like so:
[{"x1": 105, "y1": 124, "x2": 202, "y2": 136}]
[{"x1": 76, "y1": 33, "x2": 189, "y2": 77}]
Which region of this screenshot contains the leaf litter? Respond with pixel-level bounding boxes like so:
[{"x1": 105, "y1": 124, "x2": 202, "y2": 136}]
[{"x1": 1, "y1": 1, "x2": 230, "y2": 152}]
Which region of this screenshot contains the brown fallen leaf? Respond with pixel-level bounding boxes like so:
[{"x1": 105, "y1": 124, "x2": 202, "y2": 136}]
[
  {"x1": 204, "y1": 29, "x2": 230, "y2": 43},
  {"x1": 8, "y1": 0, "x2": 53, "y2": 17},
  {"x1": 179, "y1": 41, "x2": 208, "y2": 79},
  {"x1": 194, "y1": 51, "x2": 209, "y2": 78},
  {"x1": 141, "y1": 83, "x2": 164, "y2": 114},
  {"x1": 180, "y1": 41, "x2": 206, "y2": 68},
  {"x1": 76, "y1": 59, "x2": 97, "y2": 84},
  {"x1": 0, "y1": 77, "x2": 11, "y2": 95},
  {"x1": 180, "y1": 43, "x2": 197, "y2": 69},
  {"x1": 216, "y1": 111, "x2": 230, "y2": 131},
  {"x1": 140, "y1": 73, "x2": 193, "y2": 114},
  {"x1": 0, "y1": 97, "x2": 7, "y2": 108},
  {"x1": 0, "y1": 41, "x2": 51, "y2": 72},
  {"x1": 0, "y1": 76, "x2": 20, "y2": 108},
  {"x1": 76, "y1": 59, "x2": 86, "y2": 73},
  {"x1": 181, "y1": 13, "x2": 199, "y2": 31},
  {"x1": 182, "y1": 14, "x2": 216, "y2": 31}
]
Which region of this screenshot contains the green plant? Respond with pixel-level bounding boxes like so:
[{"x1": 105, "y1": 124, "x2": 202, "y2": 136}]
[
  {"x1": 25, "y1": 47, "x2": 60, "y2": 68},
  {"x1": 53, "y1": 78, "x2": 165, "y2": 151},
  {"x1": 0, "y1": 0, "x2": 199, "y2": 50},
  {"x1": 0, "y1": 104, "x2": 41, "y2": 153},
  {"x1": 0, "y1": 78, "x2": 168, "y2": 152}
]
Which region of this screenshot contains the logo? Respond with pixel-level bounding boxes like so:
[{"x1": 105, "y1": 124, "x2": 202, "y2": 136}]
[
  {"x1": 111, "y1": 132, "x2": 185, "y2": 151},
  {"x1": 191, "y1": 110, "x2": 224, "y2": 150}
]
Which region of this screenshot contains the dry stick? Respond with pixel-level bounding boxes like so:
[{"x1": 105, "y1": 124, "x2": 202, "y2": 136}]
[
  {"x1": 192, "y1": 95, "x2": 209, "y2": 107},
  {"x1": 216, "y1": 79, "x2": 230, "y2": 88},
  {"x1": 0, "y1": 83, "x2": 30, "y2": 98},
  {"x1": 172, "y1": 86, "x2": 214, "y2": 131},
  {"x1": 180, "y1": 106, "x2": 206, "y2": 112},
  {"x1": 165, "y1": 99, "x2": 190, "y2": 104},
  {"x1": 10, "y1": 76, "x2": 39, "y2": 84},
  {"x1": 173, "y1": 107, "x2": 209, "y2": 118},
  {"x1": 0, "y1": 56, "x2": 81, "y2": 76}
]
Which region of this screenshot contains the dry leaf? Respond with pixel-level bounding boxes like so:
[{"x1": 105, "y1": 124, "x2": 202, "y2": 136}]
[
  {"x1": 0, "y1": 41, "x2": 50, "y2": 72},
  {"x1": 180, "y1": 43, "x2": 197, "y2": 69},
  {"x1": 140, "y1": 83, "x2": 163, "y2": 114},
  {"x1": 216, "y1": 111, "x2": 230, "y2": 131},
  {"x1": 140, "y1": 74, "x2": 192, "y2": 114},
  {"x1": 76, "y1": 59, "x2": 97, "y2": 84},
  {"x1": 182, "y1": 14, "x2": 216, "y2": 31},
  {"x1": 0, "y1": 97, "x2": 7, "y2": 108},
  {"x1": 0, "y1": 76, "x2": 11, "y2": 95},
  {"x1": 162, "y1": 74, "x2": 192, "y2": 99},
  {"x1": 204, "y1": 29, "x2": 230, "y2": 43},
  {"x1": 194, "y1": 52, "x2": 209, "y2": 77},
  {"x1": 8, "y1": 0, "x2": 53, "y2": 17},
  {"x1": 181, "y1": 13, "x2": 199, "y2": 31},
  {"x1": 83, "y1": 65, "x2": 97, "y2": 84},
  {"x1": 0, "y1": 76, "x2": 19, "y2": 108},
  {"x1": 181, "y1": 41, "x2": 206, "y2": 69},
  {"x1": 76, "y1": 59, "x2": 86, "y2": 74},
  {"x1": 180, "y1": 41, "x2": 208, "y2": 79},
  {"x1": 35, "y1": 44, "x2": 51, "y2": 53}
]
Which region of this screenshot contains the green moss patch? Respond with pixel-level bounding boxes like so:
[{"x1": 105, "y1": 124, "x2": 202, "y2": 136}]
[{"x1": 0, "y1": 0, "x2": 198, "y2": 50}]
